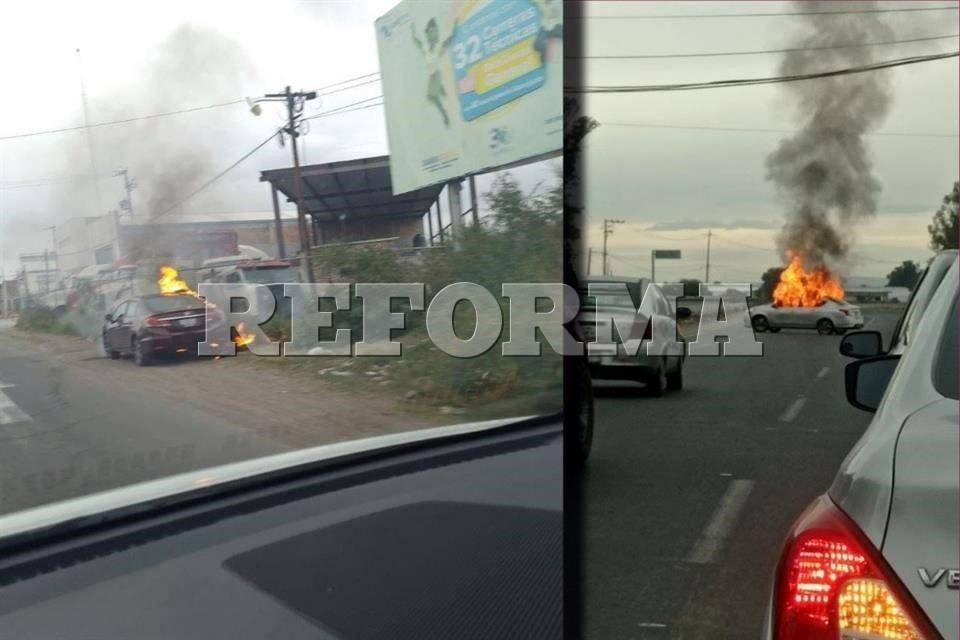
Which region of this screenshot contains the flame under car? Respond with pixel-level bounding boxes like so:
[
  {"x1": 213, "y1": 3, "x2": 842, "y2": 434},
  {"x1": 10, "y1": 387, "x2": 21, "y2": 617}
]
[{"x1": 102, "y1": 294, "x2": 223, "y2": 366}]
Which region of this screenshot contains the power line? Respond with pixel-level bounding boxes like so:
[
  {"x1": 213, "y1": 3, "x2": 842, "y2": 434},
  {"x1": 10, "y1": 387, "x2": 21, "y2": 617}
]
[
  {"x1": 155, "y1": 100, "x2": 387, "y2": 219},
  {"x1": 314, "y1": 71, "x2": 379, "y2": 92},
  {"x1": 568, "y1": 50, "x2": 959, "y2": 93},
  {"x1": 601, "y1": 121, "x2": 960, "y2": 138},
  {"x1": 568, "y1": 5, "x2": 960, "y2": 19},
  {"x1": 571, "y1": 33, "x2": 959, "y2": 59},
  {"x1": 1, "y1": 71, "x2": 384, "y2": 142},
  {"x1": 0, "y1": 99, "x2": 246, "y2": 142}
]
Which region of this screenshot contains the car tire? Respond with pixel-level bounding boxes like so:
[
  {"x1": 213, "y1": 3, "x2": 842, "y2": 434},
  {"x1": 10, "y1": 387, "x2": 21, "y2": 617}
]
[
  {"x1": 646, "y1": 360, "x2": 668, "y2": 397},
  {"x1": 133, "y1": 337, "x2": 152, "y2": 366},
  {"x1": 666, "y1": 362, "x2": 683, "y2": 391},
  {"x1": 769, "y1": 327, "x2": 782, "y2": 333},
  {"x1": 752, "y1": 315, "x2": 769, "y2": 333},
  {"x1": 103, "y1": 334, "x2": 120, "y2": 360},
  {"x1": 816, "y1": 319, "x2": 835, "y2": 335}
]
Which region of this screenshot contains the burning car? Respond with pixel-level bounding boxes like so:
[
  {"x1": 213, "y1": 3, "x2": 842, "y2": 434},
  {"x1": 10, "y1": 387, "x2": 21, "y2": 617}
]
[
  {"x1": 102, "y1": 293, "x2": 223, "y2": 366},
  {"x1": 750, "y1": 255, "x2": 863, "y2": 335}
]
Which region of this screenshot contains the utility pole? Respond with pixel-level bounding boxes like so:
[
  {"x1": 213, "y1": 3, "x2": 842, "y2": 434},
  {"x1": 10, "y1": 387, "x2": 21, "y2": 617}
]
[
  {"x1": 76, "y1": 48, "x2": 103, "y2": 216},
  {"x1": 114, "y1": 169, "x2": 136, "y2": 219},
  {"x1": 43, "y1": 249, "x2": 50, "y2": 295},
  {"x1": 602, "y1": 219, "x2": 625, "y2": 276},
  {"x1": 254, "y1": 86, "x2": 318, "y2": 281},
  {"x1": 705, "y1": 229, "x2": 712, "y2": 283}
]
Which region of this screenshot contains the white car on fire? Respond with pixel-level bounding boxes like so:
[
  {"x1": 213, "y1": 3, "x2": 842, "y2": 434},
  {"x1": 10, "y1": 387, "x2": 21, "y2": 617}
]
[{"x1": 749, "y1": 297, "x2": 863, "y2": 335}]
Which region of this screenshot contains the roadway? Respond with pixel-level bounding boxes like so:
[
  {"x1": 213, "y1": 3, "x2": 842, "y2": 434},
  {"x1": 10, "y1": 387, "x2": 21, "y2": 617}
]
[
  {"x1": 0, "y1": 320, "x2": 421, "y2": 516},
  {"x1": 582, "y1": 307, "x2": 902, "y2": 640}
]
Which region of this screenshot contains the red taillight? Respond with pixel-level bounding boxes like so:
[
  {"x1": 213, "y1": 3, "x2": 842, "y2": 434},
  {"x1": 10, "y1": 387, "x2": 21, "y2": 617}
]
[
  {"x1": 146, "y1": 316, "x2": 172, "y2": 327},
  {"x1": 774, "y1": 496, "x2": 940, "y2": 640}
]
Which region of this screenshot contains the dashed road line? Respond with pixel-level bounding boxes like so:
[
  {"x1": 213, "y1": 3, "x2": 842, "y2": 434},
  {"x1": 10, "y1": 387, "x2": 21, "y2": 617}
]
[
  {"x1": 778, "y1": 396, "x2": 807, "y2": 423},
  {"x1": 685, "y1": 479, "x2": 754, "y2": 564},
  {"x1": 816, "y1": 366, "x2": 830, "y2": 378}
]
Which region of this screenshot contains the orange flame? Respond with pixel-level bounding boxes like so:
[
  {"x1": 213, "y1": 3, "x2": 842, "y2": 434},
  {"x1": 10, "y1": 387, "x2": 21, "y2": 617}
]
[
  {"x1": 773, "y1": 254, "x2": 845, "y2": 307},
  {"x1": 234, "y1": 322, "x2": 255, "y2": 348},
  {"x1": 158, "y1": 266, "x2": 197, "y2": 296}
]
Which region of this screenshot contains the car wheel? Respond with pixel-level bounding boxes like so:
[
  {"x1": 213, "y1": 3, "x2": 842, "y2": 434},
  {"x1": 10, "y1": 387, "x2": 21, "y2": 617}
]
[
  {"x1": 646, "y1": 360, "x2": 668, "y2": 397},
  {"x1": 666, "y1": 362, "x2": 683, "y2": 391},
  {"x1": 752, "y1": 315, "x2": 769, "y2": 333},
  {"x1": 133, "y1": 337, "x2": 152, "y2": 366},
  {"x1": 769, "y1": 327, "x2": 782, "y2": 333},
  {"x1": 816, "y1": 319, "x2": 835, "y2": 335},
  {"x1": 103, "y1": 333, "x2": 120, "y2": 360}
]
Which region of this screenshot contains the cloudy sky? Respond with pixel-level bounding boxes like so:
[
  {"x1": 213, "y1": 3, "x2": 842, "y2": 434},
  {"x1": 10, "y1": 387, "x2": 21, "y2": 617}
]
[
  {"x1": 577, "y1": 0, "x2": 959, "y2": 282},
  {"x1": 0, "y1": 0, "x2": 557, "y2": 277}
]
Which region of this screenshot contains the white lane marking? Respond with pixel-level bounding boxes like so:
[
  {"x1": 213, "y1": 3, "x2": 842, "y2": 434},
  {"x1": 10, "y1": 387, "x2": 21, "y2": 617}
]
[
  {"x1": 637, "y1": 622, "x2": 667, "y2": 628},
  {"x1": 685, "y1": 479, "x2": 755, "y2": 564},
  {"x1": 864, "y1": 317, "x2": 875, "y2": 328},
  {"x1": 0, "y1": 381, "x2": 31, "y2": 425},
  {"x1": 779, "y1": 396, "x2": 807, "y2": 423},
  {"x1": 816, "y1": 367, "x2": 830, "y2": 378}
]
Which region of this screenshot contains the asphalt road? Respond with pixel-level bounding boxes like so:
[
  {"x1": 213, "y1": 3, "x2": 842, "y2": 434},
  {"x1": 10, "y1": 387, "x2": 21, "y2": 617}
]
[
  {"x1": 0, "y1": 320, "x2": 421, "y2": 516},
  {"x1": 582, "y1": 307, "x2": 903, "y2": 640}
]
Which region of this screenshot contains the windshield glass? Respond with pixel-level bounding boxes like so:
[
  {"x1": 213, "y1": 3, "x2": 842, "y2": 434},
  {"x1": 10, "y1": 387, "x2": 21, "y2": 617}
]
[
  {"x1": 579, "y1": 288, "x2": 636, "y2": 310},
  {"x1": 243, "y1": 267, "x2": 297, "y2": 284},
  {"x1": 0, "y1": 3, "x2": 563, "y2": 521}
]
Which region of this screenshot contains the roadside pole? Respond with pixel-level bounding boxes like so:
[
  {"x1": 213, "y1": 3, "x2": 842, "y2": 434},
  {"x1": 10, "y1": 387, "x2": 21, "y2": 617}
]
[{"x1": 705, "y1": 229, "x2": 712, "y2": 283}]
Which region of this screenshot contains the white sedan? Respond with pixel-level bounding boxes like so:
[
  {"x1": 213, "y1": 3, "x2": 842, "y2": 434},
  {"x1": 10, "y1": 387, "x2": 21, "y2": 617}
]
[{"x1": 749, "y1": 297, "x2": 863, "y2": 335}]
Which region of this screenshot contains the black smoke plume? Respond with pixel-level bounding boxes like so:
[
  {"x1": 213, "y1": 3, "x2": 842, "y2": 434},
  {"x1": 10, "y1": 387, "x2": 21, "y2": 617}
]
[{"x1": 766, "y1": 0, "x2": 894, "y2": 266}]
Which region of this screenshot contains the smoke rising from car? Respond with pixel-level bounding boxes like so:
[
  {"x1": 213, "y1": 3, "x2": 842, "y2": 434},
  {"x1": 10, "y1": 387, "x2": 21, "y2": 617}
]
[{"x1": 765, "y1": 0, "x2": 894, "y2": 267}]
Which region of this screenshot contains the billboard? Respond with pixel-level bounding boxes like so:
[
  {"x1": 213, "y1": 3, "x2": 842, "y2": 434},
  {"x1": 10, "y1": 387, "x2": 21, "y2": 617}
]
[{"x1": 375, "y1": 0, "x2": 563, "y2": 195}]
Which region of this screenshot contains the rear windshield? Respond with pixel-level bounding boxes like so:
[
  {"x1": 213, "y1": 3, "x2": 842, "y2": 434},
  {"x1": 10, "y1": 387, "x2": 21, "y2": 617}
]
[
  {"x1": 142, "y1": 295, "x2": 204, "y2": 313},
  {"x1": 579, "y1": 287, "x2": 636, "y2": 310},
  {"x1": 933, "y1": 296, "x2": 958, "y2": 400},
  {"x1": 243, "y1": 267, "x2": 297, "y2": 284}
]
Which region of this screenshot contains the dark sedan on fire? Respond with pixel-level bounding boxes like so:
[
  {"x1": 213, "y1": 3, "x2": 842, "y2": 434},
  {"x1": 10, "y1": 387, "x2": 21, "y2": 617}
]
[{"x1": 102, "y1": 294, "x2": 220, "y2": 365}]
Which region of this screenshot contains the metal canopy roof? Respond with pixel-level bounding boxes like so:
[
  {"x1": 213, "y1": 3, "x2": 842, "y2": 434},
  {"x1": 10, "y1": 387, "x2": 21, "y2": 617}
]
[{"x1": 259, "y1": 155, "x2": 444, "y2": 223}]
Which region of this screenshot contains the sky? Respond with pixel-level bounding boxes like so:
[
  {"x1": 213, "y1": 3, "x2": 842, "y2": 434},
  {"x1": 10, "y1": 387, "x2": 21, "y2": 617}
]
[
  {"x1": 0, "y1": 0, "x2": 558, "y2": 277},
  {"x1": 577, "y1": 0, "x2": 959, "y2": 283}
]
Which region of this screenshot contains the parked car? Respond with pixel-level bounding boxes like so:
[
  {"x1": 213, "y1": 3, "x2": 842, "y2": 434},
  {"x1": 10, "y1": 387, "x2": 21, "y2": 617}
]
[
  {"x1": 750, "y1": 297, "x2": 863, "y2": 335},
  {"x1": 102, "y1": 293, "x2": 221, "y2": 365},
  {"x1": 762, "y1": 257, "x2": 958, "y2": 639},
  {"x1": 577, "y1": 277, "x2": 686, "y2": 396}
]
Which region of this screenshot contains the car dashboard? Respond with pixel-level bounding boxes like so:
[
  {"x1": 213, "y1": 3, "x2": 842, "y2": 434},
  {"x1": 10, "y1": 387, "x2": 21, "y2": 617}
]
[{"x1": 0, "y1": 418, "x2": 562, "y2": 640}]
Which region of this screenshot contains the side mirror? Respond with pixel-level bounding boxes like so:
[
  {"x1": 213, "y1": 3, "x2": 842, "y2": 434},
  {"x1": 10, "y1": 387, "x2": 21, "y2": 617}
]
[
  {"x1": 845, "y1": 355, "x2": 900, "y2": 413},
  {"x1": 839, "y1": 330, "x2": 883, "y2": 358},
  {"x1": 676, "y1": 306, "x2": 692, "y2": 319}
]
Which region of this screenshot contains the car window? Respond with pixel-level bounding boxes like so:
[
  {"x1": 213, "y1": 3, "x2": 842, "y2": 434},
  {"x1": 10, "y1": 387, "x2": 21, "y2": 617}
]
[
  {"x1": 933, "y1": 295, "x2": 958, "y2": 400},
  {"x1": 894, "y1": 254, "x2": 956, "y2": 348},
  {"x1": 142, "y1": 296, "x2": 206, "y2": 313}
]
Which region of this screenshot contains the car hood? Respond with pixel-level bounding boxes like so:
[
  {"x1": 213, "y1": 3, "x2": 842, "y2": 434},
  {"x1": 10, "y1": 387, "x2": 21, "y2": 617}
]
[{"x1": 0, "y1": 416, "x2": 535, "y2": 551}]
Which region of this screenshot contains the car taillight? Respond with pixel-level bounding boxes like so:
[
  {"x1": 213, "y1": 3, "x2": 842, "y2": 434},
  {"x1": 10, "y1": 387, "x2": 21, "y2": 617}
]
[
  {"x1": 146, "y1": 316, "x2": 172, "y2": 327},
  {"x1": 774, "y1": 496, "x2": 939, "y2": 640}
]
